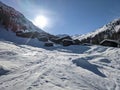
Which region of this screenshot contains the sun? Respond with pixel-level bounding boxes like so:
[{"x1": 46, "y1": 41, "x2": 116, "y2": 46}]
[{"x1": 33, "y1": 15, "x2": 48, "y2": 29}]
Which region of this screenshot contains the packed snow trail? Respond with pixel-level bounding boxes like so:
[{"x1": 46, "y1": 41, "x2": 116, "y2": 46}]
[{"x1": 0, "y1": 41, "x2": 120, "y2": 90}]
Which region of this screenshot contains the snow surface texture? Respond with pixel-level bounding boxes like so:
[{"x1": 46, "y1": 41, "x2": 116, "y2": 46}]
[{"x1": 0, "y1": 40, "x2": 120, "y2": 90}]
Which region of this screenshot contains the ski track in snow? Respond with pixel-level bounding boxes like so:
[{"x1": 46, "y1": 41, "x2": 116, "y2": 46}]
[{"x1": 0, "y1": 41, "x2": 120, "y2": 90}]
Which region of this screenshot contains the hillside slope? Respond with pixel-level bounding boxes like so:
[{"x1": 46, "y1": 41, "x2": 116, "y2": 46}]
[
  {"x1": 0, "y1": 40, "x2": 120, "y2": 90},
  {"x1": 0, "y1": 1, "x2": 55, "y2": 44},
  {"x1": 73, "y1": 18, "x2": 120, "y2": 44}
]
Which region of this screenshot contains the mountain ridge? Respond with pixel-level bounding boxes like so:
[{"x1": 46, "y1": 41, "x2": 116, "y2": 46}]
[
  {"x1": 0, "y1": 1, "x2": 44, "y2": 33},
  {"x1": 0, "y1": 1, "x2": 55, "y2": 45},
  {"x1": 73, "y1": 18, "x2": 120, "y2": 45}
]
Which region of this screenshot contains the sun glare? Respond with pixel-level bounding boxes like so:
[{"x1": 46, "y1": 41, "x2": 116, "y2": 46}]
[{"x1": 33, "y1": 15, "x2": 48, "y2": 29}]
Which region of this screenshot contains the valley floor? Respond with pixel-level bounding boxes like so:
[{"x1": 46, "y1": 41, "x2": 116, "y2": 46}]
[{"x1": 0, "y1": 41, "x2": 120, "y2": 90}]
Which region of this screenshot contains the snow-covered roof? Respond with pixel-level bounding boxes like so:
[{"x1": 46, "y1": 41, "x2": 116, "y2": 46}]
[{"x1": 100, "y1": 39, "x2": 120, "y2": 44}]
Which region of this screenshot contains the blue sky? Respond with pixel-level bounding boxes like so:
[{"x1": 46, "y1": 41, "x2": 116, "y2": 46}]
[{"x1": 0, "y1": 0, "x2": 120, "y2": 35}]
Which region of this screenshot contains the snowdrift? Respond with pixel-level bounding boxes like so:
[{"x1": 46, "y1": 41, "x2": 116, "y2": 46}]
[{"x1": 0, "y1": 40, "x2": 120, "y2": 90}]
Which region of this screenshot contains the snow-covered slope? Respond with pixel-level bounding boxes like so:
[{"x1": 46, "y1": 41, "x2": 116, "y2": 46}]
[
  {"x1": 0, "y1": 25, "x2": 45, "y2": 47},
  {"x1": 0, "y1": 40, "x2": 120, "y2": 90},
  {"x1": 0, "y1": 1, "x2": 45, "y2": 33},
  {"x1": 0, "y1": 1, "x2": 55, "y2": 44},
  {"x1": 73, "y1": 18, "x2": 120, "y2": 44}
]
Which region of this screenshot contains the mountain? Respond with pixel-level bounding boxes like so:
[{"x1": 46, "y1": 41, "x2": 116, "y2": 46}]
[
  {"x1": 0, "y1": 1, "x2": 55, "y2": 46},
  {"x1": 73, "y1": 18, "x2": 120, "y2": 45},
  {"x1": 0, "y1": 2, "x2": 120, "y2": 90}
]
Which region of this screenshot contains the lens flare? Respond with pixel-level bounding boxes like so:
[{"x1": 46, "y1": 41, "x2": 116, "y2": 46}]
[{"x1": 33, "y1": 15, "x2": 48, "y2": 29}]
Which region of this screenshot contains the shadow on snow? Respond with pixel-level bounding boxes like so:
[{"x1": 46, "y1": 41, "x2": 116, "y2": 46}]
[{"x1": 72, "y1": 58, "x2": 106, "y2": 77}]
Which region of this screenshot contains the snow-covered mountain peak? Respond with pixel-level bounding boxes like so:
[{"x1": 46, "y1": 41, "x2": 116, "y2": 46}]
[
  {"x1": 110, "y1": 18, "x2": 120, "y2": 24},
  {"x1": 0, "y1": 1, "x2": 48, "y2": 33},
  {"x1": 0, "y1": 1, "x2": 56, "y2": 46},
  {"x1": 107, "y1": 18, "x2": 120, "y2": 32},
  {"x1": 73, "y1": 18, "x2": 120, "y2": 45},
  {"x1": 0, "y1": 1, "x2": 23, "y2": 17}
]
